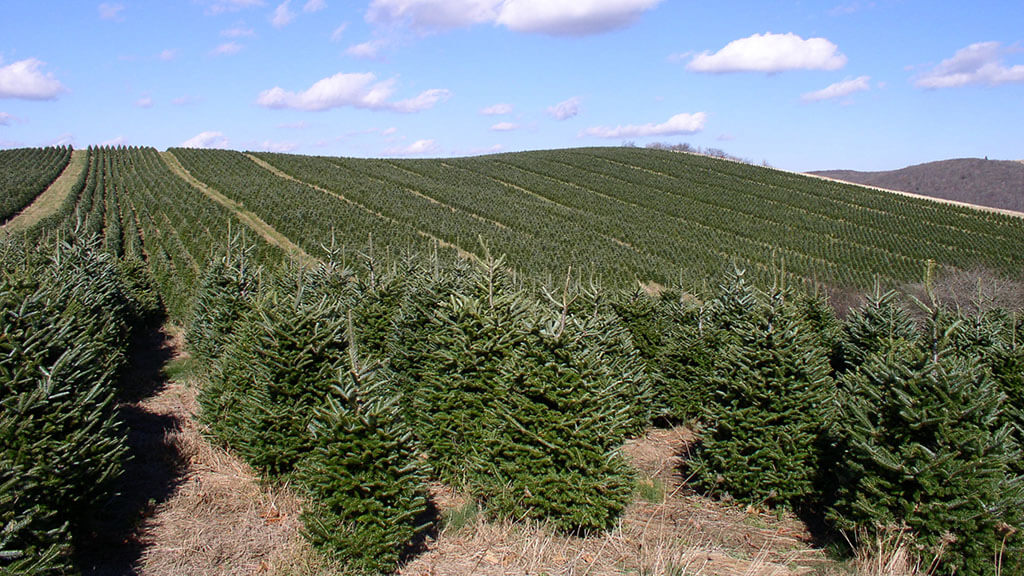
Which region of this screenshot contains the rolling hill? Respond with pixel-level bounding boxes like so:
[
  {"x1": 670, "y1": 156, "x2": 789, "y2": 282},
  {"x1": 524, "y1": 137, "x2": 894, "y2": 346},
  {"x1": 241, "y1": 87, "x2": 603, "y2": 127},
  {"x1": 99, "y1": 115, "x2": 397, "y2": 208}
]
[{"x1": 810, "y1": 157, "x2": 1024, "y2": 213}]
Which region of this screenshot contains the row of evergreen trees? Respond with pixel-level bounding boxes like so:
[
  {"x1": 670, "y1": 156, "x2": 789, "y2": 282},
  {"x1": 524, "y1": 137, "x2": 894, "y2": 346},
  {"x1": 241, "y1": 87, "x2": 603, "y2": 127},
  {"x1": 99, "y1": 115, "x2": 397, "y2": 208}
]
[
  {"x1": 189, "y1": 243, "x2": 1023, "y2": 575},
  {"x1": 0, "y1": 238, "x2": 162, "y2": 575},
  {"x1": 617, "y1": 268, "x2": 1024, "y2": 575},
  {"x1": 190, "y1": 246, "x2": 651, "y2": 573}
]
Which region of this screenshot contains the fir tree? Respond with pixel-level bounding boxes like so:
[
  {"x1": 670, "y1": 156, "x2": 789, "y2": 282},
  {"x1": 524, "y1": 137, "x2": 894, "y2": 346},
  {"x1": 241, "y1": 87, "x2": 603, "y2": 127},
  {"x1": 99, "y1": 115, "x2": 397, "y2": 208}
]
[
  {"x1": 296, "y1": 332, "x2": 429, "y2": 576},
  {"x1": 828, "y1": 300, "x2": 1024, "y2": 575},
  {"x1": 694, "y1": 278, "x2": 833, "y2": 511}
]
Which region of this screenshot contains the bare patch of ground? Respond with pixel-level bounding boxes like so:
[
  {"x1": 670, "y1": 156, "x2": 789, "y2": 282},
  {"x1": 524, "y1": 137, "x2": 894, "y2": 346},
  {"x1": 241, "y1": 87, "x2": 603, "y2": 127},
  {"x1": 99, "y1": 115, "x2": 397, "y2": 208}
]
[
  {"x1": 78, "y1": 326, "x2": 334, "y2": 576},
  {"x1": 400, "y1": 426, "x2": 830, "y2": 576},
  {"x1": 1, "y1": 149, "x2": 87, "y2": 235}
]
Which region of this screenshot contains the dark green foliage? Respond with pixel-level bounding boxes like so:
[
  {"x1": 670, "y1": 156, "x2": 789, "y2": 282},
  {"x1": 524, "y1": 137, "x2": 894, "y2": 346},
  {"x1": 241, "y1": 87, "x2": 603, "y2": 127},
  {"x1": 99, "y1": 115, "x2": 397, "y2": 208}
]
[
  {"x1": 827, "y1": 299, "x2": 1024, "y2": 575},
  {"x1": 0, "y1": 146, "x2": 72, "y2": 224},
  {"x1": 399, "y1": 257, "x2": 639, "y2": 533},
  {"x1": 838, "y1": 286, "x2": 919, "y2": 373},
  {"x1": 692, "y1": 271, "x2": 833, "y2": 511},
  {"x1": 1, "y1": 239, "x2": 155, "y2": 574},
  {"x1": 188, "y1": 243, "x2": 261, "y2": 371},
  {"x1": 296, "y1": 351, "x2": 429, "y2": 576},
  {"x1": 200, "y1": 268, "x2": 350, "y2": 478}
]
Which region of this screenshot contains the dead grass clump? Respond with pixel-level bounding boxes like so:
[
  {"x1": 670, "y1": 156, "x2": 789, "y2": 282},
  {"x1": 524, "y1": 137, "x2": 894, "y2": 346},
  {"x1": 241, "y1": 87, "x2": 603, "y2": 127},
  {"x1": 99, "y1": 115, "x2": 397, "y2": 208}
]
[{"x1": 133, "y1": 376, "x2": 337, "y2": 576}]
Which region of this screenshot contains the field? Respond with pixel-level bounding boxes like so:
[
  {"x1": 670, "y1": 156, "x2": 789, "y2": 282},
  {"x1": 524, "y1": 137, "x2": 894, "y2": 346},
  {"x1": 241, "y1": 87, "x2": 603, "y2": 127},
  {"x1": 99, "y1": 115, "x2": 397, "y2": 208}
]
[{"x1": 2, "y1": 145, "x2": 1023, "y2": 576}]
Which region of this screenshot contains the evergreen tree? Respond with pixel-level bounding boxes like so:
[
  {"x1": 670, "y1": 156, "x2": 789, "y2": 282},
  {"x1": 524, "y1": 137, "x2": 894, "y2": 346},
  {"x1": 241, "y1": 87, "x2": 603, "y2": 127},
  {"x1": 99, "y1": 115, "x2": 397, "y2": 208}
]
[
  {"x1": 694, "y1": 277, "x2": 833, "y2": 511},
  {"x1": 296, "y1": 339, "x2": 429, "y2": 576},
  {"x1": 828, "y1": 300, "x2": 1024, "y2": 575}
]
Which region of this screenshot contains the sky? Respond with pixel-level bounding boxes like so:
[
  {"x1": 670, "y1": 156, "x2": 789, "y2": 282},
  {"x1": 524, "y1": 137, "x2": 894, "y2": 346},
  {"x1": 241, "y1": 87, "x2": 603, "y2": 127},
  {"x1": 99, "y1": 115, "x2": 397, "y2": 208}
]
[{"x1": 1, "y1": 1, "x2": 1022, "y2": 171}]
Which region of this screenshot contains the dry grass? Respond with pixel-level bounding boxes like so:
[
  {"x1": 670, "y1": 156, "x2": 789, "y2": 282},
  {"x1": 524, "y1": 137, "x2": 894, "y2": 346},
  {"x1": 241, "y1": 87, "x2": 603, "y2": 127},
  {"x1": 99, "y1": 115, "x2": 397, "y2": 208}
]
[
  {"x1": 1, "y1": 149, "x2": 87, "y2": 234},
  {"x1": 400, "y1": 427, "x2": 827, "y2": 576},
  {"x1": 102, "y1": 327, "x2": 336, "y2": 576}
]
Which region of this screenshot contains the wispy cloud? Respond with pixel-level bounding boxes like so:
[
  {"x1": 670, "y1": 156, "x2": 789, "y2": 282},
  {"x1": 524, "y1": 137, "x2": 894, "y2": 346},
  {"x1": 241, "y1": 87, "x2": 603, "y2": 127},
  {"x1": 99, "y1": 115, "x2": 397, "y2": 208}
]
[
  {"x1": 366, "y1": 0, "x2": 663, "y2": 36},
  {"x1": 802, "y1": 76, "x2": 871, "y2": 102},
  {"x1": 271, "y1": 0, "x2": 295, "y2": 27},
  {"x1": 581, "y1": 112, "x2": 706, "y2": 139},
  {"x1": 158, "y1": 49, "x2": 178, "y2": 61},
  {"x1": 547, "y1": 96, "x2": 580, "y2": 120},
  {"x1": 221, "y1": 25, "x2": 256, "y2": 38},
  {"x1": 687, "y1": 32, "x2": 847, "y2": 73},
  {"x1": 0, "y1": 58, "x2": 67, "y2": 100},
  {"x1": 346, "y1": 40, "x2": 388, "y2": 59},
  {"x1": 303, "y1": 0, "x2": 326, "y2": 12},
  {"x1": 211, "y1": 42, "x2": 244, "y2": 56},
  {"x1": 384, "y1": 139, "x2": 439, "y2": 156},
  {"x1": 98, "y1": 3, "x2": 125, "y2": 21},
  {"x1": 172, "y1": 95, "x2": 202, "y2": 105},
  {"x1": 0, "y1": 112, "x2": 13, "y2": 125},
  {"x1": 490, "y1": 121, "x2": 518, "y2": 131},
  {"x1": 256, "y1": 72, "x2": 451, "y2": 112},
  {"x1": 183, "y1": 131, "x2": 230, "y2": 148},
  {"x1": 481, "y1": 103, "x2": 513, "y2": 115},
  {"x1": 203, "y1": 0, "x2": 264, "y2": 15},
  {"x1": 135, "y1": 96, "x2": 154, "y2": 108},
  {"x1": 331, "y1": 23, "x2": 348, "y2": 42},
  {"x1": 916, "y1": 42, "x2": 1024, "y2": 88}
]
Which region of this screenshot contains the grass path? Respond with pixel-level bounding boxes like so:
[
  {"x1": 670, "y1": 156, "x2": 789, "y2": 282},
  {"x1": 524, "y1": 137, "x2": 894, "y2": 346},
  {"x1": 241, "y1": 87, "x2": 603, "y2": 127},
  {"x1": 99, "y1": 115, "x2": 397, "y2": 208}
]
[
  {"x1": 160, "y1": 151, "x2": 318, "y2": 267},
  {"x1": 1, "y1": 149, "x2": 87, "y2": 235}
]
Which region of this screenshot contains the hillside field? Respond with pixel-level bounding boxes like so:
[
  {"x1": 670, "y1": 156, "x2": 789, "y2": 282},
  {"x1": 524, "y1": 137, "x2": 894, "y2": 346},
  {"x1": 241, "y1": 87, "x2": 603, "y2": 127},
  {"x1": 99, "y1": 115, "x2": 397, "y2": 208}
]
[{"x1": 3, "y1": 145, "x2": 1024, "y2": 576}]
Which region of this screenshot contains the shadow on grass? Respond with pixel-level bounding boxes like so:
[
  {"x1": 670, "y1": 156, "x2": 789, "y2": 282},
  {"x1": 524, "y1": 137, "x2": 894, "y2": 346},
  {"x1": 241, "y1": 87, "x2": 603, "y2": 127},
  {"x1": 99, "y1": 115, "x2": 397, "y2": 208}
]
[{"x1": 76, "y1": 326, "x2": 189, "y2": 576}]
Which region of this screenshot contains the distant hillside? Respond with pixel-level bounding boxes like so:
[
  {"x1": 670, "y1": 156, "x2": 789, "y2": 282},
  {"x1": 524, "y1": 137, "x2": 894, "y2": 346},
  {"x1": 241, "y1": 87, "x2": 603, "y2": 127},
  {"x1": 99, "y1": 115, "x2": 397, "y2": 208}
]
[{"x1": 810, "y1": 158, "x2": 1024, "y2": 213}]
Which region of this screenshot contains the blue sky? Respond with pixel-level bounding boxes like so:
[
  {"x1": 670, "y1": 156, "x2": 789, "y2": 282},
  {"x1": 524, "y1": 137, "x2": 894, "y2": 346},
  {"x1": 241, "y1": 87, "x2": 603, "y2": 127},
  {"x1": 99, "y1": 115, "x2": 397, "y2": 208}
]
[{"x1": 1, "y1": 0, "x2": 1022, "y2": 171}]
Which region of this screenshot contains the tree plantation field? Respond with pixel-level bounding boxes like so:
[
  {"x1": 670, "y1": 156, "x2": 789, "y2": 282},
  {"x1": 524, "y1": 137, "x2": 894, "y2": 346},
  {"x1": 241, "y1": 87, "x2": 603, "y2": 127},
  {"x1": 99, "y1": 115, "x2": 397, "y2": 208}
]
[{"x1": 3, "y1": 145, "x2": 1024, "y2": 576}]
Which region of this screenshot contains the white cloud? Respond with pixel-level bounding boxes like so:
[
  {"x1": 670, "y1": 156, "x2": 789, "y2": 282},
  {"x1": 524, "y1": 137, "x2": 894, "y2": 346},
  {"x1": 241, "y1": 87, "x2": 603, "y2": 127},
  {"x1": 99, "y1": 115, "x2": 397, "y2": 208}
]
[
  {"x1": 916, "y1": 42, "x2": 1024, "y2": 88},
  {"x1": 222, "y1": 25, "x2": 256, "y2": 37},
  {"x1": 382, "y1": 126, "x2": 398, "y2": 135},
  {"x1": 490, "y1": 121, "x2": 518, "y2": 131},
  {"x1": 547, "y1": 96, "x2": 580, "y2": 120},
  {"x1": 256, "y1": 72, "x2": 451, "y2": 112},
  {"x1": 173, "y1": 95, "x2": 202, "y2": 105},
  {"x1": 384, "y1": 139, "x2": 439, "y2": 156},
  {"x1": 212, "y1": 42, "x2": 244, "y2": 55},
  {"x1": 367, "y1": 0, "x2": 500, "y2": 31},
  {"x1": 182, "y1": 131, "x2": 230, "y2": 148},
  {"x1": 98, "y1": 3, "x2": 125, "y2": 21},
  {"x1": 136, "y1": 96, "x2": 154, "y2": 108},
  {"x1": 802, "y1": 75, "x2": 870, "y2": 102},
  {"x1": 331, "y1": 23, "x2": 348, "y2": 42},
  {"x1": 346, "y1": 41, "x2": 386, "y2": 59},
  {"x1": 366, "y1": 0, "x2": 661, "y2": 35},
  {"x1": 271, "y1": 0, "x2": 295, "y2": 27},
  {"x1": 277, "y1": 121, "x2": 309, "y2": 129},
  {"x1": 303, "y1": 0, "x2": 326, "y2": 12},
  {"x1": 581, "y1": 112, "x2": 707, "y2": 139},
  {"x1": 102, "y1": 135, "x2": 127, "y2": 146},
  {"x1": 158, "y1": 49, "x2": 177, "y2": 61},
  {"x1": 204, "y1": 0, "x2": 264, "y2": 15},
  {"x1": 0, "y1": 59, "x2": 66, "y2": 100},
  {"x1": 0, "y1": 112, "x2": 12, "y2": 125},
  {"x1": 496, "y1": 0, "x2": 664, "y2": 36},
  {"x1": 50, "y1": 133, "x2": 75, "y2": 146},
  {"x1": 256, "y1": 140, "x2": 299, "y2": 152},
  {"x1": 481, "y1": 103, "x2": 513, "y2": 115},
  {"x1": 687, "y1": 32, "x2": 847, "y2": 73}
]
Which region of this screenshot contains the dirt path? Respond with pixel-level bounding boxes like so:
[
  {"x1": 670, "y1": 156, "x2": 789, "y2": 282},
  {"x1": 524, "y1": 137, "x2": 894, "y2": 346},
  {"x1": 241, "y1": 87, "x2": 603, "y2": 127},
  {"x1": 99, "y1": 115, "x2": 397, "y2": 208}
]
[
  {"x1": 78, "y1": 326, "x2": 330, "y2": 576},
  {"x1": 159, "y1": 151, "x2": 318, "y2": 268},
  {"x1": 1, "y1": 148, "x2": 87, "y2": 235}
]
